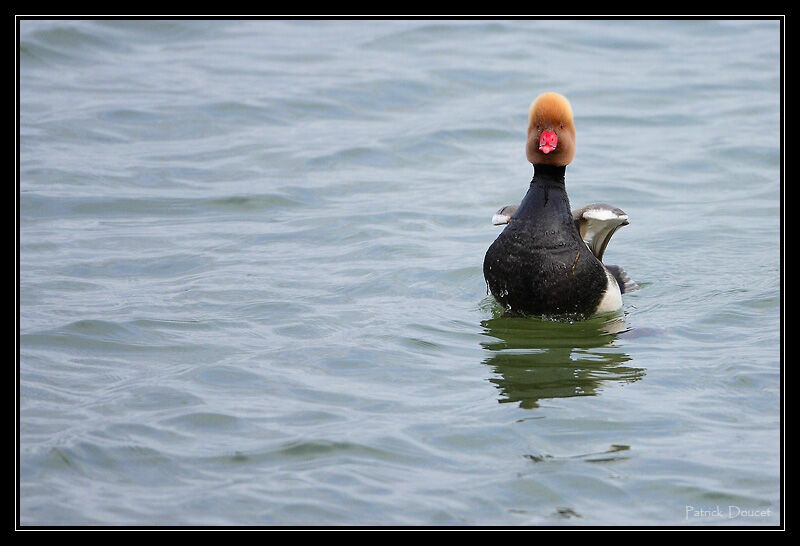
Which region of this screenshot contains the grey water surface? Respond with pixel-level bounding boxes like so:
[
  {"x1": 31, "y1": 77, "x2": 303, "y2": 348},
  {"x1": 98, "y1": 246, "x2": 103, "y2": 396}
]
[{"x1": 19, "y1": 19, "x2": 781, "y2": 526}]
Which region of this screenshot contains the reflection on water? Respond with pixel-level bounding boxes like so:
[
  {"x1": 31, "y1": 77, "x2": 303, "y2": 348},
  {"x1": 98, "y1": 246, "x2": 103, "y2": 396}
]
[{"x1": 480, "y1": 310, "x2": 644, "y2": 409}]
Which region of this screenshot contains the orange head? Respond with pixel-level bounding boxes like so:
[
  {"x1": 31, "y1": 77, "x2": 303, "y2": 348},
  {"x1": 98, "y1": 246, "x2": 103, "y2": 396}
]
[{"x1": 525, "y1": 92, "x2": 576, "y2": 166}]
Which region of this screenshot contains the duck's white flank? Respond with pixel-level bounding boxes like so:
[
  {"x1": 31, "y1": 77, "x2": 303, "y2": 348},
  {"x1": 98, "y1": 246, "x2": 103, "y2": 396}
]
[{"x1": 595, "y1": 268, "x2": 623, "y2": 314}]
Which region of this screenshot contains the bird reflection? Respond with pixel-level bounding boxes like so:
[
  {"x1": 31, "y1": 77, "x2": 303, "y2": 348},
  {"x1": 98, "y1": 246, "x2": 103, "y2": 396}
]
[{"x1": 480, "y1": 310, "x2": 644, "y2": 409}]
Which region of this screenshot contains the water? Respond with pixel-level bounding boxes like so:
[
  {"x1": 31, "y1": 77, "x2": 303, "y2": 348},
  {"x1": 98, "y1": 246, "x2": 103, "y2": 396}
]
[{"x1": 19, "y1": 19, "x2": 781, "y2": 526}]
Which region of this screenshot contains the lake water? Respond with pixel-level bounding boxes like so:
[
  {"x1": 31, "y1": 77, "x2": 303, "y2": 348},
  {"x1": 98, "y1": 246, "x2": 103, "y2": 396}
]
[{"x1": 18, "y1": 19, "x2": 782, "y2": 526}]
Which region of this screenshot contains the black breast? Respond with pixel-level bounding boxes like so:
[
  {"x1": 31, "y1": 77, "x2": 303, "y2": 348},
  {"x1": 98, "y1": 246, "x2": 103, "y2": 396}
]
[{"x1": 483, "y1": 169, "x2": 607, "y2": 317}]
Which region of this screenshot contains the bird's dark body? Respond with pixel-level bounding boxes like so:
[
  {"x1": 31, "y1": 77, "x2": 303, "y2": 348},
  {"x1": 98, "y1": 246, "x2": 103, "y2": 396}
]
[{"x1": 483, "y1": 165, "x2": 608, "y2": 316}]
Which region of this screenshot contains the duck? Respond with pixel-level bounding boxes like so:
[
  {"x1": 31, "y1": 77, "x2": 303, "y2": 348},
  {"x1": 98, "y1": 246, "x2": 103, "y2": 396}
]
[{"x1": 483, "y1": 92, "x2": 637, "y2": 318}]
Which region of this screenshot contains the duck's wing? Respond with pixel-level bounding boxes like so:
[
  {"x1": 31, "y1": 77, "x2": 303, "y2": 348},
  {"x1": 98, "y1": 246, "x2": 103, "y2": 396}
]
[
  {"x1": 574, "y1": 204, "x2": 639, "y2": 293},
  {"x1": 571, "y1": 203, "x2": 629, "y2": 262},
  {"x1": 491, "y1": 205, "x2": 518, "y2": 225}
]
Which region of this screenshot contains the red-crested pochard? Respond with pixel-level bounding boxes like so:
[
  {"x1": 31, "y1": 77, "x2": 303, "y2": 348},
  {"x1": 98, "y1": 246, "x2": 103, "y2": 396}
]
[{"x1": 483, "y1": 92, "x2": 637, "y2": 317}]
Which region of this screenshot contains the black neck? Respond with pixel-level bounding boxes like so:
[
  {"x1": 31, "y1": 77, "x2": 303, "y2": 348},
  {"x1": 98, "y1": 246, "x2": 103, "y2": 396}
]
[
  {"x1": 531, "y1": 164, "x2": 567, "y2": 186},
  {"x1": 512, "y1": 163, "x2": 572, "y2": 225}
]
